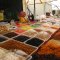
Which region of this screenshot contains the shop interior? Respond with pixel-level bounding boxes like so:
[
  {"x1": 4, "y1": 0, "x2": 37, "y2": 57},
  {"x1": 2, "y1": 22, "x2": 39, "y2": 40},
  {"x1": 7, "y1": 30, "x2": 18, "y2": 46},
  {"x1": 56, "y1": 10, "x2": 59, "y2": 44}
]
[{"x1": 0, "y1": 0, "x2": 60, "y2": 60}]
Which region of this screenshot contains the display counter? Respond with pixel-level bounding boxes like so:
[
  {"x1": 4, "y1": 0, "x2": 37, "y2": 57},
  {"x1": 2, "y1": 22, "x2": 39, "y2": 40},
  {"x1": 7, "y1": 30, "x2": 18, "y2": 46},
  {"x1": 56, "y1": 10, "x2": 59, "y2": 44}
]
[{"x1": 0, "y1": 21, "x2": 60, "y2": 60}]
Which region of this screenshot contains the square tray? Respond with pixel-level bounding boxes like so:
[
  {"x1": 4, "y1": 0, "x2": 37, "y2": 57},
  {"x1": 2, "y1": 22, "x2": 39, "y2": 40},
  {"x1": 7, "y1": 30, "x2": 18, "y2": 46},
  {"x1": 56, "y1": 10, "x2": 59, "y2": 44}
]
[
  {"x1": 0, "y1": 40, "x2": 36, "y2": 55},
  {"x1": 34, "y1": 28, "x2": 42, "y2": 32},
  {"x1": 35, "y1": 31, "x2": 52, "y2": 41},
  {"x1": 26, "y1": 38, "x2": 43, "y2": 47},
  {"x1": 13, "y1": 35, "x2": 30, "y2": 42},
  {"x1": 4, "y1": 32, "x2": 18, "y2": 38},
  {"x1": 0, "y1": 36, "x2": 7, "y2": 42},
  {"x1": 23, "y1": 29, "x2": 37, "y2": 37}
]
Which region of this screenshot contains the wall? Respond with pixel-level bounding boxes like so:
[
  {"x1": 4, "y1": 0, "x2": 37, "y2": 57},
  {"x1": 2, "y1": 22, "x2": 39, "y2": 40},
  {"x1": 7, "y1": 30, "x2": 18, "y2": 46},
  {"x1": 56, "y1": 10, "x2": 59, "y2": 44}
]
[{"x1": 23, "y1": 0, "x2": 52, "y2": 19}]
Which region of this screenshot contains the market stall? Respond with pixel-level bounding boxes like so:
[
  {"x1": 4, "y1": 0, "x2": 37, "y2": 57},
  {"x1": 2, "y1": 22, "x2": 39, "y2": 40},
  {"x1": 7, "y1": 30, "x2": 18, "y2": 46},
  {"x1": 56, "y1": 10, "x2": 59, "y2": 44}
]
[
  {"x1": 0, "y1": 19, "x2": 60, "y2": 60},
  {"x1": 0, "y1": 0, "x2": 60, "y2": 60}
]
